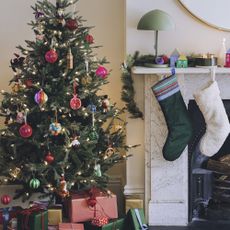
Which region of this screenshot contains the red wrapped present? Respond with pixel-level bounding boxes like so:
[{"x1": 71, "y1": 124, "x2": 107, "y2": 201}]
[
  {"x1": 68, "y1": 190, "x2": 118, "y2": 223},
  {"x1": 59, "y1": 223, "x2": 84, "y2": 230}
]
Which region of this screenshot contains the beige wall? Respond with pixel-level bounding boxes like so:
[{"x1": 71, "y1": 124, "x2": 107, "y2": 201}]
[{"x1": 0, "y1": 0, "x2": 125, "y2": 205}]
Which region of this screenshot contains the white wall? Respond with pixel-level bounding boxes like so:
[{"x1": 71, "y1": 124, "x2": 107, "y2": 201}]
[{"x1": 126, "y1": 0, "x2": 230, "y2": 56}]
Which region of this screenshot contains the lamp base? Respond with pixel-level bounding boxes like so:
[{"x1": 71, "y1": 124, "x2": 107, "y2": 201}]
[{"x1": 144, "y1": 63, "x2": 169, "y2": 68}]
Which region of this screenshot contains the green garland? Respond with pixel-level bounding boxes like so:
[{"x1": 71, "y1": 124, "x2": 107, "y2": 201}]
[{"x1": 121, "y1": 52, "x2": 156, "y2": 119}]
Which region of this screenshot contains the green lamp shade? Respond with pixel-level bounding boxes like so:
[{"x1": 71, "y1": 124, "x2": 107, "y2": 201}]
[{"x1": 137, "y1": 9, "x2": 175, "y2": 31}]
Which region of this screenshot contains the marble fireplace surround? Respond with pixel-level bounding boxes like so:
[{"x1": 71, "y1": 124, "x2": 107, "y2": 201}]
[{"x1": 129, "y1": 67, "x2": 230, "y2": 226}]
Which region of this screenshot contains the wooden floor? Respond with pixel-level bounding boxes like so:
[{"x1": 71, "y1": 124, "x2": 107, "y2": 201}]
[{"x1": 149, "y1": 221, "x2": 230, "y2": 230}]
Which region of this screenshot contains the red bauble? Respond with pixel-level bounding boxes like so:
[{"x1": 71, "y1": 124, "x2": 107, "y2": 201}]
[
  {"x1": 85, "y1": 34, "x2": 94, "y2": 44},
  {"x1": 45, "y1": 49, "x2": 58, "y2": 63},
  {"x1": 25, "y1": 79, "x2": 33, "y2": 88},
  {"x1": 66, "y1": 18, "x2": 78, "y2": 30},
  {"x1": 87, "y1": 197, "x2": 97, "y2": 208},
  {"x1": 19, "y1": 124, "x2": 33, "y2": 138},
  {"x1": 45, "y1": 152, "x2": 54, "y2": 164},
  {"x1": 70, "y1": 95, "x2": 82, "y2": 110},
  {"x1": 162, "y1": 55, "x2": 169, "y2": 64},
  {"x1": 1, "y1": 194, "x2": 11, "y2": 205}
]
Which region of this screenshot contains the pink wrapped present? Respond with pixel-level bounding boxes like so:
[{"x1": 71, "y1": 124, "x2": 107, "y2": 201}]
[
  {"x1": 59, "y1": 223, "x2": 84, "y2": 230},
  {"x1": 69, "y1": 193, "x2": 118, "y2": 223}
]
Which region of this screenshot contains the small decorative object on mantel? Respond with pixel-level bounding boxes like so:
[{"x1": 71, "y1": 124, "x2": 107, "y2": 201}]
[
  {"x1": 176, "y1": 54, "x2": 188, "y2": 68},
  {"x1": 225, "y1": 49, "x2": 230, "y2": 67},
  {"x1": 170, "y1": 49, "x2": 180, "y2": 67},
  {"x1": 195, "y1": 53, "x2": 217, "y2": 67}
]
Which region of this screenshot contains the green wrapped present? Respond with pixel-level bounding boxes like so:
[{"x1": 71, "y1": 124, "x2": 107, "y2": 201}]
[
  {"x1": 17, "y1": 207, "x2": 48, "y2": 230},
  {"x1": 84, "y1": 218, "x2": 125, "y2": 230},
  {"x1": 126, "y1": 209, "x2": 148, "y2": 230}
]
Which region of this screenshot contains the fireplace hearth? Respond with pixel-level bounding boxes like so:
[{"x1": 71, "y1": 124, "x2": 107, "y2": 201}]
[{"x1": 189, "y1": 100, "x2": 230, "y2": 222}]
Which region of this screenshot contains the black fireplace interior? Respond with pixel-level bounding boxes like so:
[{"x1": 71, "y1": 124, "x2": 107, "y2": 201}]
[{"x1": 188, "y1": 100, "x2": 230, "y2": 222}]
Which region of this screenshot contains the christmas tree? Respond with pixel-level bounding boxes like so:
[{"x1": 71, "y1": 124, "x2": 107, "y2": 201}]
[{"x1": 0, "y1": 0, "x2": 131, "y2": 202}]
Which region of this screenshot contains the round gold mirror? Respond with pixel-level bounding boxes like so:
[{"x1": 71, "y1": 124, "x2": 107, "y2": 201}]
[{"x1": 179, "y1": 0, "x2": 230, "y2": 31}]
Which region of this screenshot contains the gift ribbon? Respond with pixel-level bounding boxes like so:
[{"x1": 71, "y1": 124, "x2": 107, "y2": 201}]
[
  {"x1": 134, "y1": 209, "x2": 148, "y2": 230},
  {"x1": 20, "y1": 207, "x2": 45, "y2": 230}
]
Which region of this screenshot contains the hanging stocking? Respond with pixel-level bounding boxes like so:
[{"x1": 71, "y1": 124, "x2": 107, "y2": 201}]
[
  {"x1": 152, "y1": 74, "x2": 193, "y2": 161},
  {"x1": 193, "y1": 80, "x2": 230, "y2": 157}
]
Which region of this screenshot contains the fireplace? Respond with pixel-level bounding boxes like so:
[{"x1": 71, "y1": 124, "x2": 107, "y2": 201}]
[
  {"x1": 126, "y1": 67, "x2": 230, "y2": 226},
  {"x1": 189, "y1": 100, "x2": 230, "y2": 222}
]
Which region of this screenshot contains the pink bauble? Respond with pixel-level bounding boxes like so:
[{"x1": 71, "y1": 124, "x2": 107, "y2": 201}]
[
  {"x1": 95, "y1": 66, "x2": 108, "y2": 79},
  {"x1": 19, "y1": 124, "x2": 33, "y2": 138},
  {"x1": 34, "y1": 89, "x2": 48, "y2": 106},
  {"x1": 1, "y1": 194, "x2": 11, "y2": 205},
  {"x1": 45, "y1": 49, "x2": 58, "y2": 63},
  {"x1": 70, "y1": 95, "x2": 82, "y2": 110}
]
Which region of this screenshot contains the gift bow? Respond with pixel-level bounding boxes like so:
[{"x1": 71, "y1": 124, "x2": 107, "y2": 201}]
[
  {"x1": 134, "y1": 209, "x2": 148, "y2": 230},
  {"x1": 20, "y1": 206, "x2": 45, "y2": 230}
]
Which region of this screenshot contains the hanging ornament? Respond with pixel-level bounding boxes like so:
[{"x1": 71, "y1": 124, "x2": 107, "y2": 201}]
[
  {"x1": 85, "y1": 34, "x2": 94, "y2": 44},
  {"x1": 89, "y1": 104, "x2": 98, "y2": 141},
  {"x1": 89, "y1": 128, "x2": 99, "y2": 141},
  {"x1": 102, "y1": 95, "x2": 110, "y2": 113},
  {"x1": 71, "y1": 137, "x2": 80, "y2": 147},
  {"x1": 81, "y1": 75, "x2": 92, "y2": 85},
  {"x1": 19, "y1": 124, "x2": 33, "y2": 138},
  {"x1": 66, "y1": 18, "x2": 78, "y2": 30},
  {"x1": 70, "y1": 81, "x2": 81, "y2": 110},
  {"x1": 16, "y1": 111, "x2": 24, "y2": 124},
  {"x1": 95, "y1": 66, "x2": 108, "y2": 79},
  {"x1": 49, "y1": 122, "x2": 62, "y2": 136},
  {"x1": 91, "y1": 216, "x2": 109, "y2": 227},
  {"x1": 57, "y1": 175, "x2": 69, "y2": 198},
  {"x1": 94, "y1": 164, "x2": 102, "y2": 177},
  {"x1": 34, "y1": 10, "x2": 44, "y2": 21},
  {"x1": 11, "y1": 83, "x2": 22, "y2": 93},
  {"x1": 44, "y1": 152, "x2": 54, "y2": 164},
  {"x1": 25, "y1": 79, "x2": 33, "y2": 88},
  {"x1": 9, "y1": 167, "x2": 21, "y2": 179},
  {"x1": 1, "y1": 195, "x2": 11, "y2": 205},
  {"x1": 29, "y1": 178, "x2": 40, "y2": 189},
  {"x1": 105, "y1": 145, "x2": 115, "y2": 158},
  {"x1": 49, "y1": 110, "x2": 62, "y2": 136},
  {"x1": 67, "y1": 47, "x2": 73, "y2": 69},
  {"x1": 45, "y1": 49, "x2": 58, "y2": 63},
  {"x1": 19, "y1": 113, "x2": 32, "y2": 138},
  {"x1": 34, "y1": 89, "x2": 48, "y2": 106},
  {"x1": 36, "y1": 34, "x2": 45, "y2": 45}
]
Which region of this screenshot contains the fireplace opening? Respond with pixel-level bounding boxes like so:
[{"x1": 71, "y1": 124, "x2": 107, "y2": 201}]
[{"x1": 188, "y1": 100, "x2": 230, "y2": 222}]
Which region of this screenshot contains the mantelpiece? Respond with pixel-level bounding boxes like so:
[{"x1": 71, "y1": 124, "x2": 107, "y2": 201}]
[{"x1": 125, "y1": 67, "x2": 230, "y2": 226}]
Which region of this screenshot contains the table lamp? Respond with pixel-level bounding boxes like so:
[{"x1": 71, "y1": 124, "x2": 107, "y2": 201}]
[{"x1": 137, "y1": 9, "x2": 175, "y2": 66}]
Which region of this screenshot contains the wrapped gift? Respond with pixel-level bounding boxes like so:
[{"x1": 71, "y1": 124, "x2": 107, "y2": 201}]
[
  {"x1": 125, "y1": 199, "x2": 143, "y2": 213},
  {"x1": 48, "y1": 205, "x2": 62, "y2": 225},
  {"x1": 69, "y1": 193, "x2": 118, "y2": 222},
  {"x1": 0, "y1": 207, "x2": 22, "y2": 230},
  {"x1": 126, "y1": 209, "x2": 148, "y2": 230},
  {"x1": 17, "y1": 207, "x2": 48, "y2": 230},
  {"x1": 48, "y1": 226, "x2": 58, "y2": 230},
  {"x1": 84, "y1": 218, "x2": 125, "y2": 230},
  {"x1": 59, "y1": 223, "x2": 84, "y2": 230}
]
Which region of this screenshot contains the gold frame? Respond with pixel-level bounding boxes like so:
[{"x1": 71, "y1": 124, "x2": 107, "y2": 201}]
[{"x1": 178, "y1": 0, "x2": 230, "y2": 32}]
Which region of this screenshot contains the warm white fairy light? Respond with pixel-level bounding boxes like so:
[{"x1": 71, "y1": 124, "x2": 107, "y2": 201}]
[
  {"x1": 90, "y1": 180, "x2": 95, "y2": 183},
  {"x1": 44, "y1": 161, "x2": 48, "y2": 166},
  {"x1": 1, "y1": 90, "x2": 5, "y2": 93},
  {"x1": 25, "y1": 193, "x2": 29, "y2": 196},
  {"x1": 4, "y1": 178, "x2": 8, "y2": 182},
  {"x1": 77, "y1": 171, "x2": 82, "y2": 175},
  {"x1": 86, "y1": 138, "x2": 90, "y2": 142},
  {"x1": 71, "y1": 182, "x2": 75, "y2": 186}
]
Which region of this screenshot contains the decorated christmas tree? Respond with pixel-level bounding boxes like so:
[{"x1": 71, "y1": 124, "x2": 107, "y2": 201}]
[{"x1": 0, "y1": 0, "x2": 131, "y2": 202}]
